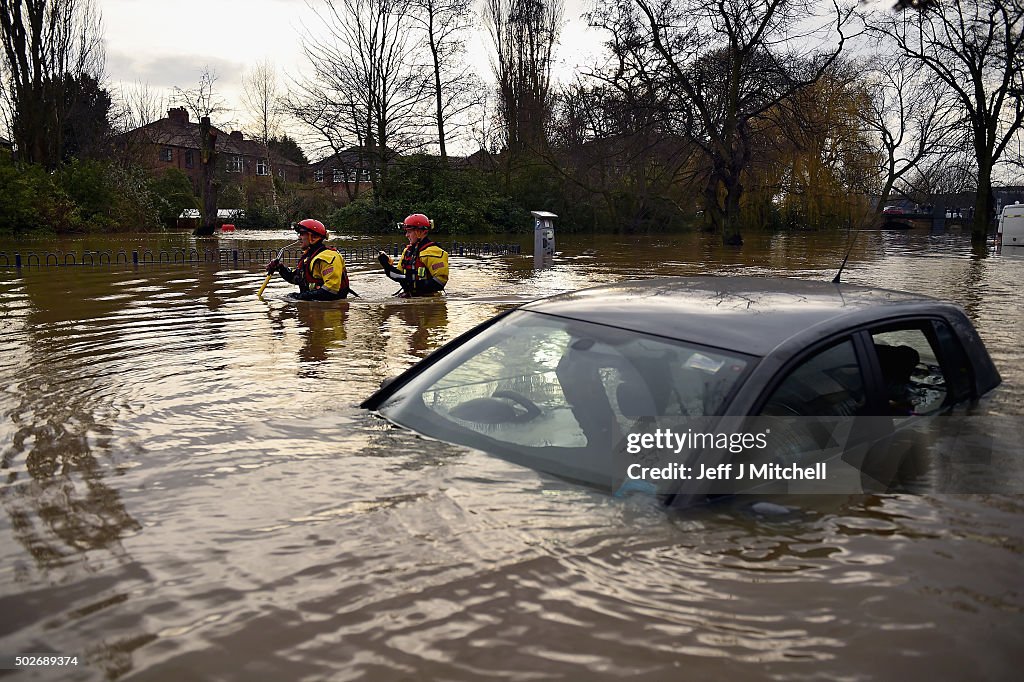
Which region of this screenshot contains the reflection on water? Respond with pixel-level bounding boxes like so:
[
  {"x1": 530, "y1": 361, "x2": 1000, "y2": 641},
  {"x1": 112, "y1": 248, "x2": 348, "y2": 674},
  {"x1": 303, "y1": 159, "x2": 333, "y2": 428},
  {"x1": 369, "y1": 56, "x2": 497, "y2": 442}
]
[{"x1": 0, "y1": 229, "x2": 1022, "y2": 680}]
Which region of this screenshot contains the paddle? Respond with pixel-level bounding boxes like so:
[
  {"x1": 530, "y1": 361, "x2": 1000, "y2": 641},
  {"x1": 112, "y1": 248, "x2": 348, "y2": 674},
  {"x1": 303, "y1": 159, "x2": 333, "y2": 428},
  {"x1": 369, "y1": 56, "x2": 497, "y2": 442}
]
[{"x1": 258, "y1": 240, "x2": 298, "y2": 299}]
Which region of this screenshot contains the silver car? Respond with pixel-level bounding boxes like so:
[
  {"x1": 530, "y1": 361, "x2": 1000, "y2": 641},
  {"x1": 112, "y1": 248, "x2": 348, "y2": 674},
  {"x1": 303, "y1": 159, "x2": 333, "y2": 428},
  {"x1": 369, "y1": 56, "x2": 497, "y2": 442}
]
[{"x1": 362, "y1": 277, "x2": 1002, "y2": 505}]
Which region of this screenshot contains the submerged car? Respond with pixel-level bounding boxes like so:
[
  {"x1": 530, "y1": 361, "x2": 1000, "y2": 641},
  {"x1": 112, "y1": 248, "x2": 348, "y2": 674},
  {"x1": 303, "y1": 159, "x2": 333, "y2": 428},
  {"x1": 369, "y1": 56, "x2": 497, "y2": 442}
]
[{"x1": 362, "y1": 277, "x2": 1001, "y2": 505}]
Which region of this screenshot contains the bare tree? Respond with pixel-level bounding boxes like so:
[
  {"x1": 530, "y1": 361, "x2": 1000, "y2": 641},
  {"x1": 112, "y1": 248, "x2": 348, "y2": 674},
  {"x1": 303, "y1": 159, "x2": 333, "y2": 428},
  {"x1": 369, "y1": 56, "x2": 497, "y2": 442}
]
[
  {"x1": 865, "y1": 0, "x2": 1024, "y2": 241},
  {"x1": 0, "y1": 0, "x2": 105, "y2": 168},
  {"x1": 174, "y1": 68, "x2": 228, "y2": 236},
  {"x1": 483, "y1": 0, "x2": 564, "y2": 156},
  {"x1": 287, "y1": 0, "x2": 429, "y2": 205},
  {"x1": 546, "y1": 75, "x2": 702, "y2": 231},
  {"x1": 113, "y1": 80, "x2": 168, "y2": 133},
  {"x1": 856, "y1": 49, "x2": 956, "y2": 211},
  {"x1": 242, "y1": 59, "x2": 282, "y2": 206},
  {"x1": 173, "y1": 67, "x2": 229, "y2": 122},
  {"x1": 409, "y1": 0, "x2": 478, "y2": 163},
  {"x1": 596, "y1": 0, "x2": 854, "y2": 245}
]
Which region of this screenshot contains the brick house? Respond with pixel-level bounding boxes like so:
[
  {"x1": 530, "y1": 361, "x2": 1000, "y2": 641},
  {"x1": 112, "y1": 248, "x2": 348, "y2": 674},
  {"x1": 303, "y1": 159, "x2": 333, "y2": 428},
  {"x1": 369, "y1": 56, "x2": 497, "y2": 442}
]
[
  {"x1": 305, "y1": 147, "x2": 384, "y2": 204},
  {"x1": 125, "y1": 107, "x2": 300, "y2": 196}
]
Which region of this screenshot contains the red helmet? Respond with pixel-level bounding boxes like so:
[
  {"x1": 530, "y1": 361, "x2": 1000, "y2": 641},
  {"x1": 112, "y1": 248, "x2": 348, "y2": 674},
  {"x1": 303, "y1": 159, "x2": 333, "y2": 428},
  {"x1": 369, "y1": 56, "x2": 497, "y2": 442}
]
[
  {"x1": 294, "y1": 218, "x2": 327, "y2": 238},
  {"x1": 402, "y1": 213, "x2": 431, "y2": 229}
]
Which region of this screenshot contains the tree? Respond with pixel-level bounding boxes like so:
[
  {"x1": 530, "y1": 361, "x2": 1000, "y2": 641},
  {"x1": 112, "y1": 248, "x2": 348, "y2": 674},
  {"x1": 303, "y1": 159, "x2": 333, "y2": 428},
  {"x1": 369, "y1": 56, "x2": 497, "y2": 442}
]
[
  {"x1": 112, "y1": 80, "x2": 167, "y2": 133},
  {"x1": 242, "y1": 59, "x2": 281, "y2": 206},
  {"x1": 865, "y1": 0, "x2": 1024, "y2": 241},
  {"x1": 483, "y1": 0, "x2": 564, "y2": 156},
  {"x1": 409, "y1": 0, "x2": 477, "y2": 163},
  {"x1": 57, "y1": 71, "x2": 111, "y2": 161},
  {"x1": 855, "y1": 49, "x2": 956, "y2": 212},
  {"x1": 596, "y1": 0, "x2": 853, "y2": 244},
  {"x1": 174, "y1": 68, "x2": 227, "y2": 235},
  {"x1": 0, "y1": 0, "x2": 105, "y2": 168},
  {"x1": 754, "y1": 60, "x2": 878, "y2": 229},
  {"x1": 268, "y1": 134, "x2": 308, "y2": 166},
  {"x1": 547, "y1": 79, "x2": 701, "y2": 232},
  {"x1": 288, "y1": 0, "x2": 429, "y2": 205}
]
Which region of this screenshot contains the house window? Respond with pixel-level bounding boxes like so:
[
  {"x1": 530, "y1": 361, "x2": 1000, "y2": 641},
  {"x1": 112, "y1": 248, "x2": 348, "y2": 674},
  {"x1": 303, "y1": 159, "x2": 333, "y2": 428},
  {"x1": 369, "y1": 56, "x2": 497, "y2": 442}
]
[
  {"x1": 359, "y1": 169, "x2": 370, "y2": 181},
  {"x1": 184, "y1": 149, "x2": 194, "y2": 168},
  {"x1": 159, "y1": 147, "x2": 173, "y2": 162},
  {"x1": 256, "y1": 159, "x2": 268, "y2": 176},
  {"x1": 332, "y1": 168, "x2": 345, "y2": 183},
  {"x1": 314, "y1": 168, "x2": 324, "y2": 183},
  {"x1": 227, "y1": 155, "x2": 242, "y2": 173},
  {"x1": 277, "y1": 169, "x2": 286, "y2": 180}
]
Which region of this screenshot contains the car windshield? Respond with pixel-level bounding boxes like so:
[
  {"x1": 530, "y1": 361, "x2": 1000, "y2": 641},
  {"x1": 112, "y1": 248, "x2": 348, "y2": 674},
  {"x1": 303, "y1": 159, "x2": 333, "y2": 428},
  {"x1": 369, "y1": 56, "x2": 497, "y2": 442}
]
[{"x1": 377, "y1": 311, "x2": 753, "y2": 488}]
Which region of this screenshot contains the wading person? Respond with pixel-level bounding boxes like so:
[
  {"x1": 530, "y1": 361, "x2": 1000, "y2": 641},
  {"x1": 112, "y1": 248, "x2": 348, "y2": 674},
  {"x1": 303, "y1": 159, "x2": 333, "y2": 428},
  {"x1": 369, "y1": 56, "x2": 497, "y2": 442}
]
[
  {"x1": 266, "y1": 219, "x2": 350, "y2": 300},
  {"x1": 377, "y1": 213, "x2": 449, "y2": 297}
]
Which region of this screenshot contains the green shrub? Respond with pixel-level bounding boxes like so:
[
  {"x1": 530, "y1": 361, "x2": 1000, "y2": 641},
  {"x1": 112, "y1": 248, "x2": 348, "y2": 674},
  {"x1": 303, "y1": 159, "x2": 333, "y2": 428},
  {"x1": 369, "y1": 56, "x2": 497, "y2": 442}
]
[
  {"x1": 0, "y1": 153, "x2": 82, "y2": 233},
  {"x1": 149, "y1": 168, "x2": 198, "y2": 228},
  {"x1": 331, "y1": 155, "x2": 530, "y2": 235}
]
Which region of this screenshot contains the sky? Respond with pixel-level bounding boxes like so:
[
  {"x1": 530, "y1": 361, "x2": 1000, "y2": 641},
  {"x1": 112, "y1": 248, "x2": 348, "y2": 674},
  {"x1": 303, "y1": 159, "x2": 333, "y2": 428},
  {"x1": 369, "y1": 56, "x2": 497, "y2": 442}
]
[{"x1": 100, "y1": 0, "x2": 602, "y2": 143}]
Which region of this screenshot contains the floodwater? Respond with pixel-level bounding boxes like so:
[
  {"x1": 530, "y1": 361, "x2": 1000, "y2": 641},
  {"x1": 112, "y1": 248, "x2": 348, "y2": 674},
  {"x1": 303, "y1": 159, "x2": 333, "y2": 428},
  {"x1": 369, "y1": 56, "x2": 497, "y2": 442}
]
[{"x1": 0, "y1": 228, "x2": 1022, "y2": 681}]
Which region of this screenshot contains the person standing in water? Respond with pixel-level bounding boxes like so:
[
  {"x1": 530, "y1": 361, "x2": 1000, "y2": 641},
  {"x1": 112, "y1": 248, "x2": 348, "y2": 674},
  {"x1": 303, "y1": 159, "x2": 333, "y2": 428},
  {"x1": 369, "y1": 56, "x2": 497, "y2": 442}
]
[
  {"x1": 377, "y1": 213, "x2": 449, "y2": 297},
  {"x1": 266, "y1": 219, "x2": 350, "y2": 300}
]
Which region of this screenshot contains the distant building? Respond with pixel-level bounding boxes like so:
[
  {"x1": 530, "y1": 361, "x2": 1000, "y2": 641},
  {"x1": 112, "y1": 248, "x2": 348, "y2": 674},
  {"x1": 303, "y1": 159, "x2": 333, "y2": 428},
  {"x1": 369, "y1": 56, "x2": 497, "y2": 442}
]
[
  {"x1": 122, "y1": 107, "x2": 300, "y2": 197},
  {"x1": 121, "y1": 108, "x2": 385, "y2": 207},
  {"x1": 0, "y1": 136, "x2": 12, "y2": 152},
  {"x1": 305, "y1": 147, "x2": 381, "y2": 204},
  {"x1": 995, "y1": 186, "x2": 1024, "y2": 214}
]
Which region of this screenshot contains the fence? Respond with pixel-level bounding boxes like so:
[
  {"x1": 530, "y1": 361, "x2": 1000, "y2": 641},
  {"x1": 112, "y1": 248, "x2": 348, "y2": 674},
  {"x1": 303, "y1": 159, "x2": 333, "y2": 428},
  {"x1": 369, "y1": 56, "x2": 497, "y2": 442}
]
[{"x1": 0, "y1": 242, "x2": 522, "y2": 268}]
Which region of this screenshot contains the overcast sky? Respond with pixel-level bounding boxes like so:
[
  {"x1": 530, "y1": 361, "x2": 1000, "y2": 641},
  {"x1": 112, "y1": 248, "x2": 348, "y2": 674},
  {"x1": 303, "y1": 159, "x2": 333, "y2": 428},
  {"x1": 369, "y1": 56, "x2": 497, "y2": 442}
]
[{"x1": 100, "y1": 0, "x2": 601, "y2": 136}]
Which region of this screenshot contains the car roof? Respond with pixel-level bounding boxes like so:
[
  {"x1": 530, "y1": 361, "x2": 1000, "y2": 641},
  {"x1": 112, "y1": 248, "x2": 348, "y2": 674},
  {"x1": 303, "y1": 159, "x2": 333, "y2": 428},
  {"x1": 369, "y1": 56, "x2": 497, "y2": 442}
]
[{"x1": 520, "y1": 276, "x2": 955, "y2": 357}]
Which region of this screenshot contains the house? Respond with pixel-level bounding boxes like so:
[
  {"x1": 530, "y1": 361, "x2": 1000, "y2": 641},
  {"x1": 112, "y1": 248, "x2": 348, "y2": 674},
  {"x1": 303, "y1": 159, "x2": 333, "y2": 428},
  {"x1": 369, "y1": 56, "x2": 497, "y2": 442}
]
[
  {"x1": 305, "y1": 147, "x2": 381, "y2": 204},
  {"x1": 124, "y1": 107, "x2": 300, "y2": 197},
  {"x1": 122, "y1": 109, "x2": 400, "y2": 209}
]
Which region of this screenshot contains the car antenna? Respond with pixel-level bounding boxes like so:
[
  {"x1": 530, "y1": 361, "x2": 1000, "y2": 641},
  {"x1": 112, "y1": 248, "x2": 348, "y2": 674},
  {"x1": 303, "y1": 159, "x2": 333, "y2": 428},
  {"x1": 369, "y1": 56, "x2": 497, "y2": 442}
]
[{"x1": 832, "y1": 216, "x2": 864, "y2": 283}]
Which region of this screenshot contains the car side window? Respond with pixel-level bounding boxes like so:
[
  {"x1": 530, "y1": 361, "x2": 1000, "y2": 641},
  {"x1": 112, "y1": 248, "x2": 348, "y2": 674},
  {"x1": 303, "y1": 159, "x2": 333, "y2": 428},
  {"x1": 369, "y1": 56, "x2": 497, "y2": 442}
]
[
  {"x1": 404, "y1": 314, "x2": 750, "y2": 452},
  {"x1": 870, "y1": 324, "x2": 949, "y2": 415},
  {"x1": 759, "y1": 339, "x2": 866, "y2": 417}
]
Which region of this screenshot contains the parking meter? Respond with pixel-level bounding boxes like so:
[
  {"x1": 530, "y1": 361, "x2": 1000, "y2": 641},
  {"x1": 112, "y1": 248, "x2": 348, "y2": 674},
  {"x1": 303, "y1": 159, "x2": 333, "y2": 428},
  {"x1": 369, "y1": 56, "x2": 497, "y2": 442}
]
[{"x1": 532, "y1": 211, "x2": 557, "y2": 267}]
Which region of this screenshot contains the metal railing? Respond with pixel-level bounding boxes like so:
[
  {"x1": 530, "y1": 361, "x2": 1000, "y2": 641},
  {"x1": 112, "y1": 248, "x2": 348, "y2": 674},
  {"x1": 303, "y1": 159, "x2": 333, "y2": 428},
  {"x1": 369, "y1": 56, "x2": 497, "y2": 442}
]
[{"x1": 0, "y1": 242, "x2": 522, "y2": 268}]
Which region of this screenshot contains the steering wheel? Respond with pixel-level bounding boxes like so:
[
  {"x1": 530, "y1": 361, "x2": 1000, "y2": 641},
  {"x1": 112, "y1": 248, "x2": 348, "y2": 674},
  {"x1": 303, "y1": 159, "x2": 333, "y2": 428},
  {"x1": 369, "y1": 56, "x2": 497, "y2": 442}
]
[{"x1": 491, "y1": 390, "x2": 543, "y2": 422}]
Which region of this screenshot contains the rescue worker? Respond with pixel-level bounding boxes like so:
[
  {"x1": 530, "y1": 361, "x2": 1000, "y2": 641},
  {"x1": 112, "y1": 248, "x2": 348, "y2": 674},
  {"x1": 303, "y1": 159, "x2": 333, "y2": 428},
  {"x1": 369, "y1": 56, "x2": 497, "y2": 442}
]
[
  {"x1": 266, "y1": 219, "x2": 350, "y2": 300},
  {"x1": 377, "y1": 213, "x2": 449, "y2": 297}
]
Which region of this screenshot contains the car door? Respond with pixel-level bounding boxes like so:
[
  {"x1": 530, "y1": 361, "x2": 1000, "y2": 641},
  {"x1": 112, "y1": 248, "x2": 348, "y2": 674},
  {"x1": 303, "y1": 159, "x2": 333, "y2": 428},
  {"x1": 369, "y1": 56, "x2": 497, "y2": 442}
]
[
  {"x1": 745, "y1": 336, "x2": 882, "y2": 494},
  {"x1": 747, "y1": 317, "x2": 977, "y2": 494},
  {"x1": 856, "y1": 317, "x2": 979, "y2": 490}
]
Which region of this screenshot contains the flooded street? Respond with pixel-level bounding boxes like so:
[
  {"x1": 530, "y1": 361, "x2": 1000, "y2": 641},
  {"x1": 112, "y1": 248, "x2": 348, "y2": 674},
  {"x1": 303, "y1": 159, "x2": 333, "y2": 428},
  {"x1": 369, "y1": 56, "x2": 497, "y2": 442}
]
[{"x1": 1, "y1": 228, "x2": 1022, "y2": 680}]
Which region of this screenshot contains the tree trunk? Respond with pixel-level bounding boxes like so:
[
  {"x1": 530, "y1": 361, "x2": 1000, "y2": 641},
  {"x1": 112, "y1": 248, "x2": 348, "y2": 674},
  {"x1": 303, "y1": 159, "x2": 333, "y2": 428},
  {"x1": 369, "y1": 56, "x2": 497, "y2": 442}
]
[
  {"x1": 703, "y1": 169, "x2": 744, "y2": 245},
  {"x1": 194, "y1": 116, "x2": 219, "y2": 236},
  {"x1": 429, "y1": 36, "x2": 446, "y2": 164},
  {"x1": 721, "y1": 171, "x2": 744, "y2": 246},
  {"x1": 972, "y1": 163, "x2": 995, "y2": 244}
]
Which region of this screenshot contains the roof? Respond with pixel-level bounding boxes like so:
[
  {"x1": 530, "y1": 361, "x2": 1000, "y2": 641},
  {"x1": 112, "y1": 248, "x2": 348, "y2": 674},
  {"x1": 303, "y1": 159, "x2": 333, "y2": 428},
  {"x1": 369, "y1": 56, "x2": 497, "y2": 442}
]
[
  {"x1": 127, "y1": 115, "x2": 295, "y2": 165},
  {"x1": 309, "y1": 147, "x2": 390, "y2": 168},
  {"x1": 521, "y1": 276, "x2": 952, "y2": 357}
]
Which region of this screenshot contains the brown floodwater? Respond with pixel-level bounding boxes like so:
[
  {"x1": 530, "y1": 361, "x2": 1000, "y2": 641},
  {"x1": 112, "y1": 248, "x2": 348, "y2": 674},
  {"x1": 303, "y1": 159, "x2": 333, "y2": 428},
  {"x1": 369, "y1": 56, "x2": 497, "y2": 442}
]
[{"x1": 0, "y1": 227, "x2": 1022, "y2": 680}]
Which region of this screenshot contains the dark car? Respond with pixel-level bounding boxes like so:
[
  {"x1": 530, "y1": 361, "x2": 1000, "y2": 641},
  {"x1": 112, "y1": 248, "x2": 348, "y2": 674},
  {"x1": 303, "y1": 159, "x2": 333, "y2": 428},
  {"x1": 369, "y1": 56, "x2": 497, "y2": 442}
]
[{"x1": 362, "y1": 277, "x2": 1001, "y2": 505}]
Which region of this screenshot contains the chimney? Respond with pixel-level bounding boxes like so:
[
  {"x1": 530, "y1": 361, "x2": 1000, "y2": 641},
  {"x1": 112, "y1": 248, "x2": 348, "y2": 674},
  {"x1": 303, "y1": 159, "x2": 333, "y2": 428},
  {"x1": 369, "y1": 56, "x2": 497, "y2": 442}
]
[
  {"x1": 229, "y1": 131, "x2": 243, "y2": 141},
  {"x1": 167, "y1": 107, "x2": 189, "y2": 126}
]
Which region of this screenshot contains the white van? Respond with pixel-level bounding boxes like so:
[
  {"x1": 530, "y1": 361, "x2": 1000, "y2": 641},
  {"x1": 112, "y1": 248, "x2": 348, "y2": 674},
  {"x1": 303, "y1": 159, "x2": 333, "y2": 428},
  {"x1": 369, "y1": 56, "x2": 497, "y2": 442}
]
[{"x1": 999, "y1": 202, "x2": 1024, "y2": 246}]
